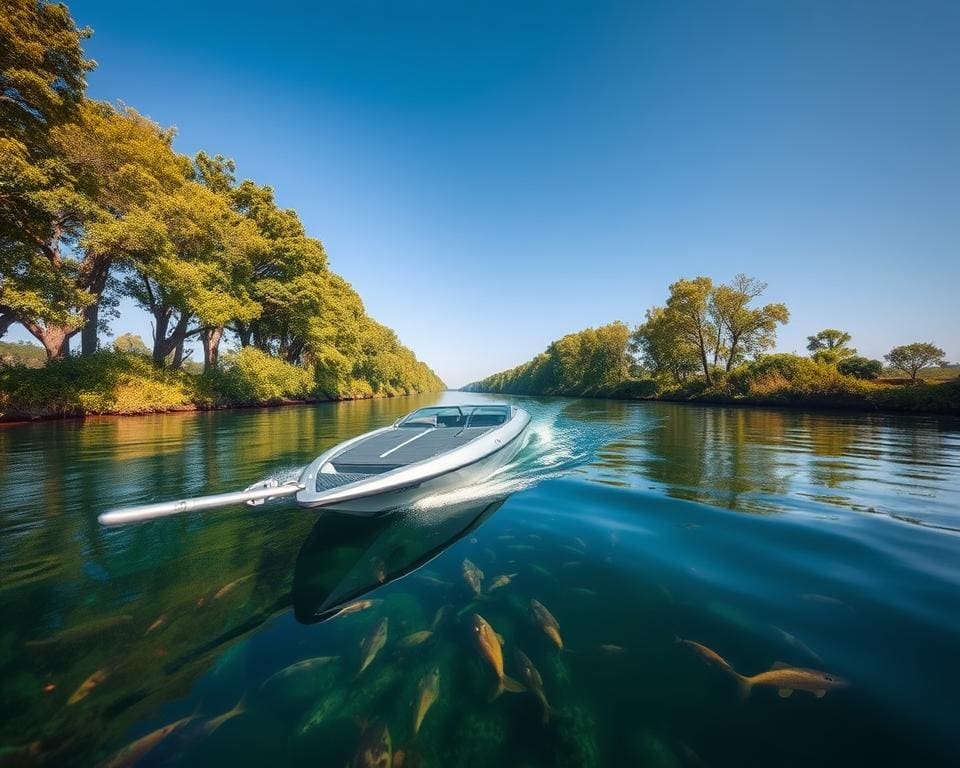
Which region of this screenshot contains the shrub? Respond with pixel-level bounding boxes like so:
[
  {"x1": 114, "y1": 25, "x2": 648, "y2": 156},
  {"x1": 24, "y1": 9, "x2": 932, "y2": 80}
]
[
  {"x1": 837, "y1": 356, "x2": 882, "y2": 380},
  {"x1": 205, "y1": 348, "x2": 315, "y2": 404},
  {"x1": 0, "y1": 351, "x2": 196, "y2": 417}
]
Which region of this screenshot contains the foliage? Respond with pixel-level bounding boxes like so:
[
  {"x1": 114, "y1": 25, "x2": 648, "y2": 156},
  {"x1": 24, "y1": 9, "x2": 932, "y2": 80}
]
[
  {"x1": 112, "y1": 332, "x2": 150, "y2": 355},
  {"x1": 884, "y1": 343, "x2": 946, "y2": 381},
  {"x1": 807, "y1": 329, "x2": 856, "y2": 364},
  {"x1": 837, "y1": 356, "x2": 882, "y2": 380},
  {"x1": 203, "y1": 347, "x2": 314, "y2": 404},
  {"x1": 0, "y1": 339, "x2": 45, "y2": 367},
  {"x1": 1, "y1": 5, "x2": 443, "y2": 399},
  {"x1": 0, "y1": 350, "x2": 197, "y2": 416},
  {"x1": 467, "y1": 322, "x2": 632, "y2": 396},
  {"x1": 631, "y1": 274, "x2": 788, "y2": 385}
]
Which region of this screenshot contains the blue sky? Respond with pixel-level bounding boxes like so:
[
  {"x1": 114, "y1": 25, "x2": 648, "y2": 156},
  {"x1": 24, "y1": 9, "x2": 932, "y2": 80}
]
[{"x1": 11, "y1": 1, "x2": 958, "y2": 385}]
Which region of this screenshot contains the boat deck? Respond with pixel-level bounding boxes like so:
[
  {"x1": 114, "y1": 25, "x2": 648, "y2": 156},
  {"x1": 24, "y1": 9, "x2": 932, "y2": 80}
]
[{"x1": 330, "y1": 426, "x2": 494, "y2": 475}]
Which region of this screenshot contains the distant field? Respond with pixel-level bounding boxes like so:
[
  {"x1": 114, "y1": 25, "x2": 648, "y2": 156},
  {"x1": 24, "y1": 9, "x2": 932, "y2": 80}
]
[{"x1": 882, "y1": 367, "x2": 960, "y2": 382}]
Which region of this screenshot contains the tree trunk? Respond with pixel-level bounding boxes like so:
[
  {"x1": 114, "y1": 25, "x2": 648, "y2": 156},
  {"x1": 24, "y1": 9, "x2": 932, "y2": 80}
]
[
  {"x1": 20, "y1": 319, "x2": 75, "y2": 360},
  {"x1": 152, "y1": 309, "x2": 171, "y2": 364},
  {"x1": 202, "y1": 326, "x2": 224, "y2": 372},
  {"x1": 172, "y1": 338, "x2": 185, "y2": 369},
  {"x1": 0, "y1": 312, "x2": 14, "y2": 340},
  {"x1": 81, "y1": 301, "x2": 99, "y2": 356}
]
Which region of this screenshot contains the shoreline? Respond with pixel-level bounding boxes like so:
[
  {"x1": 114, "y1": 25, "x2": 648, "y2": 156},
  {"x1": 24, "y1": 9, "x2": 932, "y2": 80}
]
[
  {"x1": 0, "y1": 391, "x2": 433, "y2": 427},
  {"x1": 461, "y1": 387, "x2": 960, "y2": 418}
]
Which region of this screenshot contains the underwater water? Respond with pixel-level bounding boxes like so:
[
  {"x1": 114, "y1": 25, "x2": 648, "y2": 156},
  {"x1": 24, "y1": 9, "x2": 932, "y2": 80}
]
[{"x1": 1, "y1": 394, "x2": 959, "y2": 767}]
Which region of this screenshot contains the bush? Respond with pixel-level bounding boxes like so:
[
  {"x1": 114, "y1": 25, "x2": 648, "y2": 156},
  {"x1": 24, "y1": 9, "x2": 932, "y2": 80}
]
[
  {"x1": 837, "y1": 356, "x2": 882, "y2": 380},
  {"x1": 204, "y1": 348, "x2": 315, "y2": 405},
  {"x1": 0, "y1": 351, "x2": 196, "y2": 417},
  {"x1": 609, "y1": 378, "x2": 659, "y2": 398}
]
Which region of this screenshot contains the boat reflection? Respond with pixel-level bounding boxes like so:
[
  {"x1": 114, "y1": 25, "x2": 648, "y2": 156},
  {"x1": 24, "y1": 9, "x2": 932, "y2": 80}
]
[{"x1": 292, "y1": 496, "x2": 509, "y2": 623}]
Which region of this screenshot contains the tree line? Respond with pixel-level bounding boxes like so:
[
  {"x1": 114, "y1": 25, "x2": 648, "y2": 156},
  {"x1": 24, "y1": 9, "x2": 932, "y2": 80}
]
[
  {"x1": 467, "y1": 273, "x2": 951, "y2": 397},
  {"x1": 0, "y1": 0, "x2": 442, "y2": 397}
]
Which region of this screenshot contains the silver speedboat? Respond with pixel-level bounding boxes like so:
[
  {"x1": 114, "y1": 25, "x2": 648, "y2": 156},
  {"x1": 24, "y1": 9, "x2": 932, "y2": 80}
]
[
  {"x1": 99, "y1": 404, "x2": 530, "y2": 525},
  {"x1": 289, "y1": 404, "x2": 529, "y2": 514}
]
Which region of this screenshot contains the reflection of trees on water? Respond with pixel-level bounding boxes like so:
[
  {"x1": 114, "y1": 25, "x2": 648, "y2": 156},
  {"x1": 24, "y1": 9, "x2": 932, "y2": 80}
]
[{"x1": 593, "y1": 403, "x2": 957, "y2": 518}]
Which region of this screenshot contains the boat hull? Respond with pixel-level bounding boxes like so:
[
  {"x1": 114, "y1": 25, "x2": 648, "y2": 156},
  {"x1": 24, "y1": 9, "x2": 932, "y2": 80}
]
[{"x1": 295, "y1": 408, "x2": 529, "y2": 515}]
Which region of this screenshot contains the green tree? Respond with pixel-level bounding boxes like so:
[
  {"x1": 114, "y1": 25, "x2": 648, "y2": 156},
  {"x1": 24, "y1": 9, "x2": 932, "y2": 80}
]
[
  {"x1": 2, "y1": 101, "x2": 187, "y2": 358},
  {"x1": 1, "y1": 0, "x2": 93, "y2": 341},
  {"x1": 837, "y1": 356, "x2": 882, "y2": 380},
  {"x1": 630, "y1": 307, "x2": 700, "y2": 384},
  {"x1": 806, "y1": 329, "x2": 856, "y2": 364},
  {"x1": 112, "y1": 332, "x2": 150, "y2": 355},
  {"x1": 884, "y1": 343, "x2": 946, "y2": 381},
  {"x1": 662, "y1": 277, "x2": 717, "y2": 383},
  {"x1": 710, "y1": 274, "x2": 789, "y2": 371}
]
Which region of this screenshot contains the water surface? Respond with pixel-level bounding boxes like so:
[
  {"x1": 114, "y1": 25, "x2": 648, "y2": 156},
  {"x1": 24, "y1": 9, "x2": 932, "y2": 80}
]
[{"x1": 1, "y1": 395, "x2": 958, "y2": 766}]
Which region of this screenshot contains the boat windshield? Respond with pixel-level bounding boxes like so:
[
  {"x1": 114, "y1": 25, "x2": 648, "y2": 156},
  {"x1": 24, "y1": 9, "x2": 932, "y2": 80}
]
[{"x1": 397, "y1": 405, "x2": 510, "y2": 429}]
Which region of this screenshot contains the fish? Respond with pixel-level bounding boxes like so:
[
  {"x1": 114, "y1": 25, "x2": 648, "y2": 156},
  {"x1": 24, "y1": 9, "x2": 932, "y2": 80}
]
[
  {"x1": 358, "y1": 618, "x2": 388, "y2": 676},
  {"x1": 25, "y1": 615, "x2": 133, "y2": 648},
  {"x1": 67, "y1": 668, "x2": 109, "y2": 705},
  {"x1": 352, "y1": 721, "x2": 391, "y2": 768},
  {"x1": 528, "y1": 564, "x2": 553, "y2": 579},
  {"x1": 145, "y1": 615, "x2": 167, "y2": 635},
  {"x1": 487, "y1": 573, "x2": 518, "y2": 593},
  {"x1": 735, "y1": 662, "x2": 848, "y2": 700},
  {"x1": 507, "y1": 544, "x2": 534, "y2": 552},
  {"x1": 560, "y1": 561, "x2": 582, "y2": 569},
  {"x1": 768, "y1": 625, "x2": 822, "y2": 662},
  {"x1": 573, "y1": 537, "x2": 588, "y2": 550},
  {"x1": 202, "y1": 695, "x2": 247, "y2": 735},
  {"x1": 412, "y1": 666, "x2": 440, "y2": 736},
  {"x1": 399, "y1": 631, "x2": 433, "y2": 648},
  {"x1": 570, "y1": 587, "x2": 597, "y2": 598},
  {"x1": 497, "y1": 535, "x2": 515, "y2": 541},
  {"x1": 470, "y1": 614, "x2": 525, "y2": 700},
  {"x1": 102, "y1": 714, "x2": 196, "y2": 768},
  {"x1": 675, "y1": 638, "x2": 736, "y2": 674},
  {"x1": 331, "y1": 599, "x2": 382, "y2": 619},
  {"x1": 299, "y1": 688, "x2": 347, "y2": 734},
  {"x1": 214, "y1": 574, "x2": 253, "y2": 600},
  {"x1": 599, "y1": 644, "x2": 625, "y2": 655},
  {"x1": 560, "y1": 545, "x2": 585, "y2": 557},
  {"x1": 259, "y1": 656, "x2": 339, "y2": 690},
  {"x1": 462, "y1": 558, "x2": 485, "y2": 597},
  {"x1": 430, "y1": 605, "x2": 453, "y2": 631},
  {"x1": 800, "y1": 593, "x2": 850, "y2": 610},
  {"x1": 515, "y1": 649, "x2": 551, "y2": 724},
  {"x1": 530, "y1": 600, "x2": 563, "y2": 650},
  {"x1": 416, "y1": 573, "x2": 450, "y2": 588}
]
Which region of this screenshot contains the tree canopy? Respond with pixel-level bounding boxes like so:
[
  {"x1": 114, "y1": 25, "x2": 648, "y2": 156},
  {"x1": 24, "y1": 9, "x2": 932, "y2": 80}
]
[
  {"x1": 0, "y1": 5, "x2": 443, "y2": 398},
  {"x1": 884, "y1": 343, "x2": 946, "y2": 381}
]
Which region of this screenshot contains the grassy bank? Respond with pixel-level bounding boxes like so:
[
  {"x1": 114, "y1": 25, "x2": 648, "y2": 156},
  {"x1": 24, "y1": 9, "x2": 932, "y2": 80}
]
[
  {"x1": 0, "y1": 349, "x2": 443, "y2": 422},
  {"x1": 466, "y1": 334, "x2": 960, "y2": 416}
]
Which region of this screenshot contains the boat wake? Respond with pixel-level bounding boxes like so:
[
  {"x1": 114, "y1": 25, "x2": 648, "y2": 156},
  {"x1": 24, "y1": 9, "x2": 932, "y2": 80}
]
[{"x1": 409, "y1": 402, "x2": 641, "y2": 512}]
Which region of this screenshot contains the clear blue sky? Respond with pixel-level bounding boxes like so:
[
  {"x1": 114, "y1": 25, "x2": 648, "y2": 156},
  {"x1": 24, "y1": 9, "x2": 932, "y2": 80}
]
[{"x1": 12, "y1": 0, "x2": 958, "y2": 385}]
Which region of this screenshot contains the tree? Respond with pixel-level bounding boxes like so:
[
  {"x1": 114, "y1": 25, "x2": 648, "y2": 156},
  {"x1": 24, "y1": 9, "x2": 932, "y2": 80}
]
[
  {"x1": 1, "y1": 0, "x2": 93, "y2": 343},
  {"x1": 807, "y1": 329, "x2": 856, "y2": 364},
  {"x1": 662, "y1": 277, "x2": 716, "y2": 383},
  {"x1": 710, "y1": 274, "x2": 789, "y2": 371},
  {"x1": 884, "y1": 343, "x2": 946, "y2": 382},
  {"x1": 113, "y1": 332, "x2": 150, "y2": 355},
  {"x1": 837, "y1": 356, "x2": 882, "y2": 380},
  {"x1": 631, "y1": 307, "x2": 700, "y2": 384},
  {"x1": 2, "y1": 101, "x2": 188, "y2": 358}
]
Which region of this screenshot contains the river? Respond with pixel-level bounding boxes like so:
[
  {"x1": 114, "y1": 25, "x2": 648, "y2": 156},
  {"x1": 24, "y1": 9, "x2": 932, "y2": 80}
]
[{"x1": 1, "y1": 394, "x2": 958, "y2": 766}]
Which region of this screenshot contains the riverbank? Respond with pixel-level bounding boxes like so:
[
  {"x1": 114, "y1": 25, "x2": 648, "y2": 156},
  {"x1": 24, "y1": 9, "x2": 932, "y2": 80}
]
[
  {"x1": 468, "y1": 377, "x2": 960, "y2": 416},
  {"x1": 0, "y1": 349, "x2": 444, "y2": 424}
]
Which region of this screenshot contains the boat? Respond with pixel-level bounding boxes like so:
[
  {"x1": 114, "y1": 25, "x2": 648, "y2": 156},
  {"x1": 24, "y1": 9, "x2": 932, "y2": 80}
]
[{"x1": 99, "y1": 404, "x2": 530, "y2": 525}]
